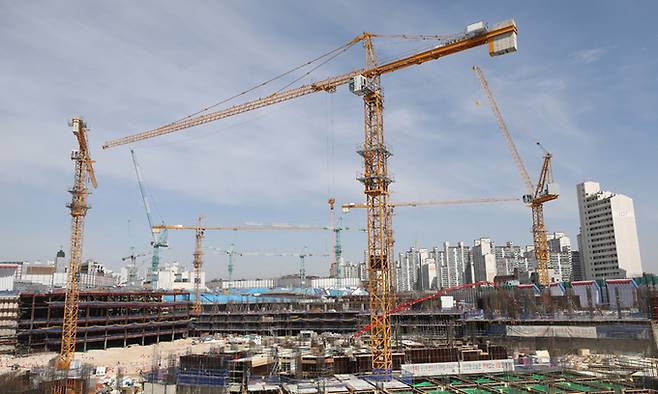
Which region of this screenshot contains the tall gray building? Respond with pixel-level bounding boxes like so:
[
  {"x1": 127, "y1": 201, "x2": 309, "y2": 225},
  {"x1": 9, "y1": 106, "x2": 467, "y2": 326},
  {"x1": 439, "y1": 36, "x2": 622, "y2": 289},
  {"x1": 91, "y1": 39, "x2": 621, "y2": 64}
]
[{"x1": 494, "y1": 242, "x2": 527, "y2": 277}]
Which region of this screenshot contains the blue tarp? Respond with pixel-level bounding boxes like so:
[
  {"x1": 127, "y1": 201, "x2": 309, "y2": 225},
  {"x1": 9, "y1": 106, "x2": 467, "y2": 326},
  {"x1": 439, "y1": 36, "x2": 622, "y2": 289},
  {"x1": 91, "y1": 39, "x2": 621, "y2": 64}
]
[{"x1": 164, "y1": 287, "x2": 365, "y2": 304}]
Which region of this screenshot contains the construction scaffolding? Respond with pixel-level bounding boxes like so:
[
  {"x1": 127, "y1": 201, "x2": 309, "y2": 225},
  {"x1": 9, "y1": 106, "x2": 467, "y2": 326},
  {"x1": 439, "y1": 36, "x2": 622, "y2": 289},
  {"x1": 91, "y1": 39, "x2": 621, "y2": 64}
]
[
  {"x1": 0, "y1": 294, "x2": 19, "y2": 354},
  {"x1": 17, "y1": 289, "x2": 190, "y2": 353}
]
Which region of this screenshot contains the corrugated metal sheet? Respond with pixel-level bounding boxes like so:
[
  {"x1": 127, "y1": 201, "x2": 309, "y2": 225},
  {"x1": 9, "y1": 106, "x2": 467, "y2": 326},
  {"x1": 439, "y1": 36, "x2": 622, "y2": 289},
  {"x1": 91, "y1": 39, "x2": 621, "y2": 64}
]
[
  {"x1": 606, "y1": 279, "x2": 638, "y2": 308},
  {"x1": 402, "y1": 361, "x2": 459, "y2": 376},
  {"x1": 0, "y1": 269, "x2": 16, "y2": 291},
  {"x1": 506, "y1": 325, "x2": 597, "y2": 339},
  {"x1": 401, "y1": 359, "x2": 514, "y2": 377}
]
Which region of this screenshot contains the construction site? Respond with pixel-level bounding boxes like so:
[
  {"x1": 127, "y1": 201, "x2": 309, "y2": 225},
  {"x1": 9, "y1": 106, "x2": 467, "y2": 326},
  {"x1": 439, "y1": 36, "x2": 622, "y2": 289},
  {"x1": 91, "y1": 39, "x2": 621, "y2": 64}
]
[{"x1": 2, "y1": 5, "x2": 657, "y2": 394}]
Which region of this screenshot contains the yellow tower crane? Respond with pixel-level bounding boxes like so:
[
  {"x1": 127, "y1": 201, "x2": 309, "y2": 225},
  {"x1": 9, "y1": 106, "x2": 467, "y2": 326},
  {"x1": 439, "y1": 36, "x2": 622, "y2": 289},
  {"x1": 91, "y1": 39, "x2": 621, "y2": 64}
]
[
  {"x1": 473, "y1": 65, "x2": 559, "y2": 286},
  {"x1": 54, "y1": 117, "x2": 98, "y2": 394},
  {"x1": 102, "y1": 20, "x2": 518, "y2": 374},
  {"x1": 152, "y1": 220, "x2": 329, "y2": 314}
]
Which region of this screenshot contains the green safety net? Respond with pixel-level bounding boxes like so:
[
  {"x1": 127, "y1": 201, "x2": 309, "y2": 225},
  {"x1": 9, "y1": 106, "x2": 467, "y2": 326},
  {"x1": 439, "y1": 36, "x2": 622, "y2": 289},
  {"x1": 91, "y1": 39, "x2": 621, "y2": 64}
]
[{"x1": 413, "y1": 381, "x2": 434, "y2": 387}]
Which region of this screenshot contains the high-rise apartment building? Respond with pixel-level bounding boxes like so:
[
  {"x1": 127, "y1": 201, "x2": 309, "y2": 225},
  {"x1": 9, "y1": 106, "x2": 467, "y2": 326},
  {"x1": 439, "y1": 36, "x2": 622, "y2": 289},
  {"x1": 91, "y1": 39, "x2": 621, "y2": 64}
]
[
  {"x1": 577, "y1": 181, "x2": 643, "y2": 279},
  {"x1": 494, "y1": 242, "x2": 527, "y2": 277},
  {"x1": 397, "y1": 248, "x2": 421, "y2": 292},
  {"x1": 428, "y1": 247, "x2": 448, "y2": 289},
  {"x1": 418, "y1": 259, "x2": 437, "y2": 290},
  {"x1": 547, "y1": 232, "x2": 573, "y2": 281},
  {"x1": 472, "y1": 238, "x2": 497, "y2": 282},
  {"x1": 443, "y1": 241, "x2": 470, "y2": 287},
  {"x1": 571, "y1": 250, "x2": 583, "y2": 281}
]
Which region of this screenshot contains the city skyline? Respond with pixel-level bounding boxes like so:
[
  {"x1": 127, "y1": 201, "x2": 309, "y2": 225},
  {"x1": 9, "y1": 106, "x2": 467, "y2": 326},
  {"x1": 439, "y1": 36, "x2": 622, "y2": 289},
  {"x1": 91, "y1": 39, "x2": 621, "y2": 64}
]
[{"x1": 2, "y1": 2, "x2": 657, "y2": 279}]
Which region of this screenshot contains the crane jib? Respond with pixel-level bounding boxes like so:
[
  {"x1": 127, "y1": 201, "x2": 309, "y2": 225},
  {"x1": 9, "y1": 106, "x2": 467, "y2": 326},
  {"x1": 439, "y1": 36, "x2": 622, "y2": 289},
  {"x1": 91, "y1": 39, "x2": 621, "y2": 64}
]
[{"x1": 102, "y1": 21, "x2": 516, "y2": 149}]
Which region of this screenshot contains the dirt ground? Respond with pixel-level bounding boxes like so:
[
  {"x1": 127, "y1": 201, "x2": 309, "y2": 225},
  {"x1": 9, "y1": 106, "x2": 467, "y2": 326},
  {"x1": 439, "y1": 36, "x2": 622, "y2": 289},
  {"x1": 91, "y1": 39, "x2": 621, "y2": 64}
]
[{"x1": 0, "y1": 337, "x2": 225, "y2": 377}]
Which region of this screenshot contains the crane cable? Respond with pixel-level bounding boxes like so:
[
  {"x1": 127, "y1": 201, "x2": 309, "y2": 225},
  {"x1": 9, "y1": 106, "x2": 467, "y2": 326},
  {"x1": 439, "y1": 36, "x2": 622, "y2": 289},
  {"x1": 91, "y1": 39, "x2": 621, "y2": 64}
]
[
  {"x1": 163, "y1": 32, "x2": 450, "y2": 127},
  {"x1": 166, "y1": 38, "x2": 361, "y2": 127}
]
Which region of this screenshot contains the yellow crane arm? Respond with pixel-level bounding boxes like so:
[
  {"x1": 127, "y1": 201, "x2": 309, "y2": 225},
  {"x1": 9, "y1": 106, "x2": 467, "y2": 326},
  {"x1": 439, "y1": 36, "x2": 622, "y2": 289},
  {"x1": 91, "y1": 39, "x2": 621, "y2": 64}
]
[
  {"x1": 102, "y1": 20, "x2": 516, "y2": 149},
  {"x1": 473, "y1": 65, "x2": 533, "y2": 194},
  {"x1": 72, "y1": 118, "x2": 98, "y2": 188},
  {"x1": 152, "y1": 224, "x2": 328, "y2": 232},
  {"x1": 341, "y1": 196, "x2": 519, "y2": 211}
]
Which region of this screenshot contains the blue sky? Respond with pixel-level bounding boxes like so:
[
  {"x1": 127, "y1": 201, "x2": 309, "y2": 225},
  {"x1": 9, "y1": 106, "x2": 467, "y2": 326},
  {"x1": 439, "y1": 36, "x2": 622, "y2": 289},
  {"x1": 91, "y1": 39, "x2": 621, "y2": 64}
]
[{"x1": 1, "y1": 1, "x2": 656, "y2": 280}]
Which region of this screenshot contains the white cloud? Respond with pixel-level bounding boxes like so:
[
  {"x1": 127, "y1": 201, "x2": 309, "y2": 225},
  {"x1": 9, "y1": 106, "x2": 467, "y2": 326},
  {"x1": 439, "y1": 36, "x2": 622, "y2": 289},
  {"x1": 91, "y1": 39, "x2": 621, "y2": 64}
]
[
  {"x1": 573, "y1": 48, "x2": 607, "y2": 64},
  {"x1": 1, "y1": 3, "x2": 656, "y2": 276}
]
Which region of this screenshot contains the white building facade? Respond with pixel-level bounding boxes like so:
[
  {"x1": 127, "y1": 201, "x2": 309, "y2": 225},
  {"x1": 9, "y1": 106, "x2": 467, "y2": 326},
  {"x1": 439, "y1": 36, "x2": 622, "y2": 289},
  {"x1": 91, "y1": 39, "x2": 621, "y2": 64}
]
[
  {"x1": 472, "y1": 238, "x2": 497, "y2": 282},
  {"x1": 396, "y1": 248, "x2": 421, "y2": 292},
  {"x1": 418, "y1": 260, "x2": 437, "y2": 291},
  {"x1": 547, "y1": 232, "x2": 573, "y2": 281},
  {"x1": 494, "y1": 242, "x2": 527, "y2": 277},
  {"x1": 443, "y1": 242, "x2": 470, "y2": 287},
  {"x1": 577, "y1": 181, "x2": 643, "y2": 280},
  {"x1": 156, "y1": 262, "x2": 206, "y2": 291}
]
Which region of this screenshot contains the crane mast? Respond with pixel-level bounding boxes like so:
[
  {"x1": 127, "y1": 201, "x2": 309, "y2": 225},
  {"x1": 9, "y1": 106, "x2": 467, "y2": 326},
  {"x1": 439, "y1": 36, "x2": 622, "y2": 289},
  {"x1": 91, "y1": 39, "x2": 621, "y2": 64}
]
[
  {"x1": 328, "y1": 197, "x2": 337, "y2": 277},
  {"x1": 192, "y1": 216, "x2": 205, "y2": 314},
  {"x1": 103, "y1": 19, "x2": 518, "y2": 375},
  {"x1": 334, "y1": 216, "x2": 344, "y2": 278},
  {"x1": 298, "y1": 246, "x2": 309, "y2": 288},
  {"x1": 54, "y1": 117, "x2": 97, "y2": 393},
  {"x1": 530, "y1": 151, "x2": 557, "y2": 286},
  {"x1": 355, "y1": 34, "x2": 395, "y2": 375},
  {"x1": 226, "y1": 244, "x2": 240, "y2": 282}
]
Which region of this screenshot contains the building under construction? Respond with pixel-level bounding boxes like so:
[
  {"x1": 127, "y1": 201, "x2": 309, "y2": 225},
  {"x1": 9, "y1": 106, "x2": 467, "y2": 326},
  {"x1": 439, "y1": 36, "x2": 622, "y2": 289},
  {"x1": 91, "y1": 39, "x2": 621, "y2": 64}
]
[
  {"x1": 15, "y1": 289, "x2": 190, "y2": 354},
  {"x1": 141, "y1": 332, "x2": 656, "y2": 394},
  {"x1": 6, "y1": 279, "x2": 658, "y2": 358}
]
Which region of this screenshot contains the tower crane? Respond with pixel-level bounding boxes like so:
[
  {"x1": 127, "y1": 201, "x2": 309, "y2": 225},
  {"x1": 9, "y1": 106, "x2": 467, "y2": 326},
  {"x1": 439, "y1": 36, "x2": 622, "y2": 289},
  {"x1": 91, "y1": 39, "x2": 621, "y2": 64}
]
[
  {"x1": 208, "y1": 245, "x2": 321, "y2": 287},
  {"x1": 209, "y1": 244, "x2": 270, "y2": 283},
  {"x1": 215, "y1": 243, "x2": 241, "y2": 282},
  {"x1": 152, "y1": 220, "x2": 329, "y2": 314},
  {"x1": 329, "y1": 197, "x2": 366, "y2": 278},
  {"x1": 281, "y1": 246, "x2": 330, "y2": 288},
  {"x1": 473, "y1": 65, "x2": 558, "y2": 286},
  {"x1": 121, "y1": 247, "x2": 147, "y2": 287},
  {"x1": 329, "y1": 198, "x2": 337, "y2": 277},
  {"x1": 54, "y1": 117, "x2": 98, "y2": 393},
  {"x1": 130, "y1": 149, "x2": 168, "y2": 288},
  {"x1": 102, "y1": 20, "x2": 518, "y2": 374}
]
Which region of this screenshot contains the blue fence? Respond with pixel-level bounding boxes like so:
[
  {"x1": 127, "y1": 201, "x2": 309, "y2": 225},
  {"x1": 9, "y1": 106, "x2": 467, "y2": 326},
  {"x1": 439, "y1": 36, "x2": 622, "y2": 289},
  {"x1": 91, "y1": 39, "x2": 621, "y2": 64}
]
[
  {"x1": 177, "y1": 374, "x2": 229, "y2": 387},
  {"x1": 177, "y1": 367, "x2": 229, "y2": 387}
]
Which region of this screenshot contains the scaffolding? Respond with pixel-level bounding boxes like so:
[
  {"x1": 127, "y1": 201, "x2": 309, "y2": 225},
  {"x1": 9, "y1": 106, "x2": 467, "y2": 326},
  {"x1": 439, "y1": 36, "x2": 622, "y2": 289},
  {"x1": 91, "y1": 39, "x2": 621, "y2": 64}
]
[{"x1": 16, "y1": 289, "x2": 190, "y2": 353}]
